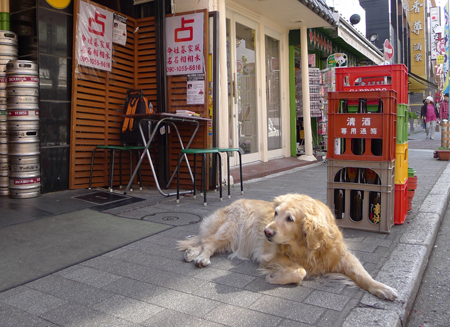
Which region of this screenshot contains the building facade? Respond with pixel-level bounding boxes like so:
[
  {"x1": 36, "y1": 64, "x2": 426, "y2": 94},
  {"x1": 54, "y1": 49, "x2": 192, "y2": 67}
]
[{"x1": 8, "y1": 0, "x2": 386, "y2": 194}]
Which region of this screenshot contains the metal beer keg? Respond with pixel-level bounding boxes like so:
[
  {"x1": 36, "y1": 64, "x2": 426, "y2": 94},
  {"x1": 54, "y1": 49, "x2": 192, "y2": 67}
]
[
  {"x1": 6, "y1": 59, "x2": 40, "y2": 198},
  {"x1": 8, "y1": 171, "x2": 40, "y2": 198},
  {"x1": 6, "y1": 60, "x2": 38, "y2": 88}
]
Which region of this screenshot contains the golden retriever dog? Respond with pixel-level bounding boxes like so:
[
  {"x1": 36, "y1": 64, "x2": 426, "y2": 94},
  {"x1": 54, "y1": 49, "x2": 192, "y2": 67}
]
[{"x1": 178, "y1": 194, "x2": 398, "y2": 301}]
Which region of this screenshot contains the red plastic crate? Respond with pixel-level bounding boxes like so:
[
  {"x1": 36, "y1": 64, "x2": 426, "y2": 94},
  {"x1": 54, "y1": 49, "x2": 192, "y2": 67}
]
[
  {"x1": 335, "y1": 64, "x2": 408, "y2": 104},
  {"x1": 394, "y1": 182, "x2": 407, "y2": 225},
  {"x1": 327, "y1": 91, "x2": 397, "y2": 162}
]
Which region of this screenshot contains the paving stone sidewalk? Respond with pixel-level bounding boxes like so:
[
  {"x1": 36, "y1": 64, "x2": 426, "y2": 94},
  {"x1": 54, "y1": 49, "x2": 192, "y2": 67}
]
[{"x1": 0, "y1": 147, "x2": 448, "y2": 326}]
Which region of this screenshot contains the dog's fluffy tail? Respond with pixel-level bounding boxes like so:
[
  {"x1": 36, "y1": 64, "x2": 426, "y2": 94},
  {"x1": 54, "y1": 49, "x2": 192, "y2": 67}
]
[{"x1": 177, "y1": 235, "x2": 201, "y2": 251}]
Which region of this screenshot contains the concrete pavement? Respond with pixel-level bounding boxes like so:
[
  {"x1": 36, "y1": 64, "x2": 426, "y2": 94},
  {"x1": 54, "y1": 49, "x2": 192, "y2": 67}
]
[{"x1": 0, "y1": 125, "x2": 449, "y2": 326}]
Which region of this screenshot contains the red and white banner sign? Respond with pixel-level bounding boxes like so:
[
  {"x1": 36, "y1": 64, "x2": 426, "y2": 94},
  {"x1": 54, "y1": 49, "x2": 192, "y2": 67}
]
[
  {"x1": 430, "y1": 7, "x2": 441, "y2": 60},
  {"x1": 165, "y1": 13, "x2": 204, "y2": 75},
  {"x1": 77, "y1": 2, "x2": 113, "y2": 72},
  {"x1": 383, "y1": 39, "x2": 394, "y2": 62}
]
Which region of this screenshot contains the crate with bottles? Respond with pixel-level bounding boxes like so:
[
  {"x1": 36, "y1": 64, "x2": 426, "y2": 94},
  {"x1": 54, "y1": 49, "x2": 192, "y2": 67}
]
[
  {"x1": 326, "y1": 90, "x2": 397, "y2": 162},
  {"x1": 335, "y1": 64, "x2": 408, "y2": 104},
  {"x1": 327, "y1": 159, "x2": 395, "y2": 233}
]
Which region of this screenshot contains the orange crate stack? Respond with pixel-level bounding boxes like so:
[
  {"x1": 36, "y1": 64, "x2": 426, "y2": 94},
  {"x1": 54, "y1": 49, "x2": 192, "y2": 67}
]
[
  {"x1": 326, "y1": 90, "x2": 397, "y2": 162},
  {"x1": 326, "y1": 90, "x2": 397, "y2": 233}
]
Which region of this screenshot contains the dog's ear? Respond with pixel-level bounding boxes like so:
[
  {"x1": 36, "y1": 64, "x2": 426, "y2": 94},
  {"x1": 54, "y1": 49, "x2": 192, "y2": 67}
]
[
  {"x1": 302, "y1": 216, "x2": 325, "y2": 250},
  {"x1": 274, "y1": 194, "x2": 290, "y2": 206},
  {"x1": 302, "y1": 203, "x2": 332, "y2": 250}
]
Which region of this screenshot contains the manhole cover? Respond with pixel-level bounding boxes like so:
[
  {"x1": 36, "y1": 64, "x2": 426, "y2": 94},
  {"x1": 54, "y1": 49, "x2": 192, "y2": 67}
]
[
  {"x1": 162, "y1": 216, "x2": 179, "y2": 221},
  {"x1": 143, "y1": 212, "x2": 201, "y2": 226},
  {"x1": 74, "y1": 191, "x2": 128, "y2": 205}
]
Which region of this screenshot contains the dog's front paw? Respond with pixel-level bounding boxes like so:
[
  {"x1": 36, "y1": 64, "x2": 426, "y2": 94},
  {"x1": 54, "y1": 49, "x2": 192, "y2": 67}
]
[
  {"x1": 266, "y1": 267, "x2": 306, "y2": 285},
  {"x1": 266, "y1": 273, "x2": 282, "y2": 284},
  {"x1": 266, "y1": 272, "x2": 295, "y2": 285},
  {"x1": 371, "y1": 285, "x2": 398, "y2": 301},
  {"x1": 194, "y1": 255, "x2": 211, "y2": 267},
  {"x1": 184, "y1": 247, "x2": 202, "y2": 262}
]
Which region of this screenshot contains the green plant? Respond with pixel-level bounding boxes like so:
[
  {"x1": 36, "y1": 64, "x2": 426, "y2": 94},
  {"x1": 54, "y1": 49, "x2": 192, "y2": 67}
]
[
  {"x1": 408, "y1": 111, "x2": 419, "y2": 120},
  {"x1": 437, "y1": 146, "x2": 450, "y2": 150}
]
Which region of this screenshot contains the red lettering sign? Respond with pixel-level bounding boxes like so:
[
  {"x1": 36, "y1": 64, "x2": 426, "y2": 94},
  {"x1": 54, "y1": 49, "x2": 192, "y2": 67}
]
[
  {"x1": 89, "y1": 10, "x2": 106, "y2": 36},
  {"x1": 175, "y1": 17, "x2": 194, "y2": 42}
]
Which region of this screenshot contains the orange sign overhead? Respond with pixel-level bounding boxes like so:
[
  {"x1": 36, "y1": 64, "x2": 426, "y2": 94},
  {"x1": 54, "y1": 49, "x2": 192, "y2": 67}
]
[{"x1": 409, "y1": 0, "x2": 427, "y2": 81}]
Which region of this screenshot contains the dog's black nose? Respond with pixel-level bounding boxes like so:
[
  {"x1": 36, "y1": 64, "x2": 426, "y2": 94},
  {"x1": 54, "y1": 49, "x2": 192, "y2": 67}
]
[{"x1": 264, "y1": 228, "x2": 275, "y2": 238}]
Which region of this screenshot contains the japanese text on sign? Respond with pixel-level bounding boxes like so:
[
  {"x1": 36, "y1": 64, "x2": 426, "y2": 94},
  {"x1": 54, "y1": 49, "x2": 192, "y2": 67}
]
[
  {"x1": 430, "y1": 7, "x2": 441, "y2": 60},
  {"x1": 409, "y1": 0, "x2": 426, "y2": 75},
  {"x1": 334, "y1": 114, "x2": 382, "y2": 138},
  {"x1": 77, "y1": 2, "x2": 113, "y2": 72},
  {"x1": 166, "y1": 13, "x2": 204, "y2": 75}
]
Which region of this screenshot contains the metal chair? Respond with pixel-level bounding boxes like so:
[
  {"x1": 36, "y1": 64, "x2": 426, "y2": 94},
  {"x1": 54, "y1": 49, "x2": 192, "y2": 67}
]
[
  {"x1": 89, "y1": 145, "x2": 145, "y2": 192},
  {"x1": 176, "y1": 148, "x2": 222, "y2": 206},
  {"x1": 214, "y1": 147, "x2": 243, "y2": 198}
]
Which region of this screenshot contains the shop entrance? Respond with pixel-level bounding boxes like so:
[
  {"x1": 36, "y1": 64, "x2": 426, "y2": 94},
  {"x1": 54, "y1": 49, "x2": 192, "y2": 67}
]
[{"x1": 226, "y1": 11, "x2": 261, "y2": 164}]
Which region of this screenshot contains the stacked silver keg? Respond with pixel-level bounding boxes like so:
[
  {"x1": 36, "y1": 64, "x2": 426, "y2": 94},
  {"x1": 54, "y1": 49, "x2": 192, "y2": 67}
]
[
  {"x1": 0, "y1": 30, "x2": 17, "y2": 196},
  {"x1": 6, "y1": 60, "x2": 40, "y2": 198}
]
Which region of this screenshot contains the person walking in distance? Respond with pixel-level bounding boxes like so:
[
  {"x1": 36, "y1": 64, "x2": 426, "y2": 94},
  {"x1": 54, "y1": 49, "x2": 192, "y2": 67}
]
[{"x1": 421, "y1": 96, "x2": 440, "y2": 139}]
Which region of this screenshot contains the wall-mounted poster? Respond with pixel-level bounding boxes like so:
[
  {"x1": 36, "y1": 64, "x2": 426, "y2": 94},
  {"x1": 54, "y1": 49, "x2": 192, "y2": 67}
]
[
  {"x1": 187, "y1": 74, "x2": 205, "y2": 105},
  {"x1": 113, "y1": 13, "x2": 127, "y2": 46},
  {"x1": 77, "y1": 1, "x2": 113, "y2": 72},
  {"x1": 166, "y1": 13, "x2": 204, "y2": 75}
]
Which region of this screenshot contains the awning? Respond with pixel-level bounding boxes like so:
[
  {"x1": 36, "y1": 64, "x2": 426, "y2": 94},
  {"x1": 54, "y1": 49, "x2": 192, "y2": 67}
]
[
  {"x1": 318, "y1": 17, "x2": 384, "y2": 64},
  {"x1": 408, "y1": 71, "x2": 437, "y2": 89},
  {"x1": 335, "y1": 18, "x2": 384, "y2": 64},
  {"x1": 227, "y1": 0, "x2": 338, "y2": 30}
]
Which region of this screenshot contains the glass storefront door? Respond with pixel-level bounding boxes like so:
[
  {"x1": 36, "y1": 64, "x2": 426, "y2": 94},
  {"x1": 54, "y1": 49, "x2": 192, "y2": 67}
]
[
  {"x1": 265, "y1": 31, "x2": 282, "y2": 152},
  {"x1": 226, "y1": 12, "x2": 261, "y2": 163}
]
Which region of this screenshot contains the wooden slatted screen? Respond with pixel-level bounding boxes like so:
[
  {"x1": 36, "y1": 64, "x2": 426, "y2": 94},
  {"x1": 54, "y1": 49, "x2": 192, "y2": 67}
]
[
  {"x1": 166, "y1": 10, "x2": 210, "y2": 189},
  {"x1": 70, "y1": 0, "x2": 138, "y2": 189},
  {"x1": 135, "y1": 17, "x2": 158, "y2": 186},
  {"x1": 69, "y1": 3, "x2": 209, "y2": 190}
]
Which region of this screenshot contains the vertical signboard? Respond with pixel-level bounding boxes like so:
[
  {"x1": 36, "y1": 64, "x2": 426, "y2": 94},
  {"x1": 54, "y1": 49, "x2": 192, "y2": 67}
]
[
  {"x1": 444, "y1": 3, "x2": 450, "y2": 94},
  {"x1": 409, "y1": 0, "x2": 426, "y2": 80},
  {"x1": 77, "y1": 1, "x2": 113, "y2": 72},
  {"x1": 165, "y1": 13, "x2": 204, "y2": 76},
  {"x1": 430, "y1": 7, "x2": 441, "y2": 60}
]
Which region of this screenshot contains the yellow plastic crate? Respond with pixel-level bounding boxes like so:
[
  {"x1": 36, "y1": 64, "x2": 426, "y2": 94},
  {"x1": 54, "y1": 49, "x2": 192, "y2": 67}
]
[{"x1": 395, "y1": 142, "x2": 408, "y2": 184}]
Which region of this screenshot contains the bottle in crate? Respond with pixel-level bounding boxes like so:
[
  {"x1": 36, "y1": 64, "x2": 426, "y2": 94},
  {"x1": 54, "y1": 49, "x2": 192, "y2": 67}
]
[
  {"x1": 334, "y1": 169, "x2": 345, "y2": 219},
  {"x1": 334, "y1": 99, "x2": 347, "y2": 155},
  {"x1": 350, "y1": 168, "x2": 365, "y2": 222},
  {"x1": 367, "y1": 169, "x2": 381, "y2": 224},
  {"x1": 351, "y1": 99, "x2": 366, "y2": 156},
  {"x1": 371, "y1": 99, "x2": 383, "y2": 156}
]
